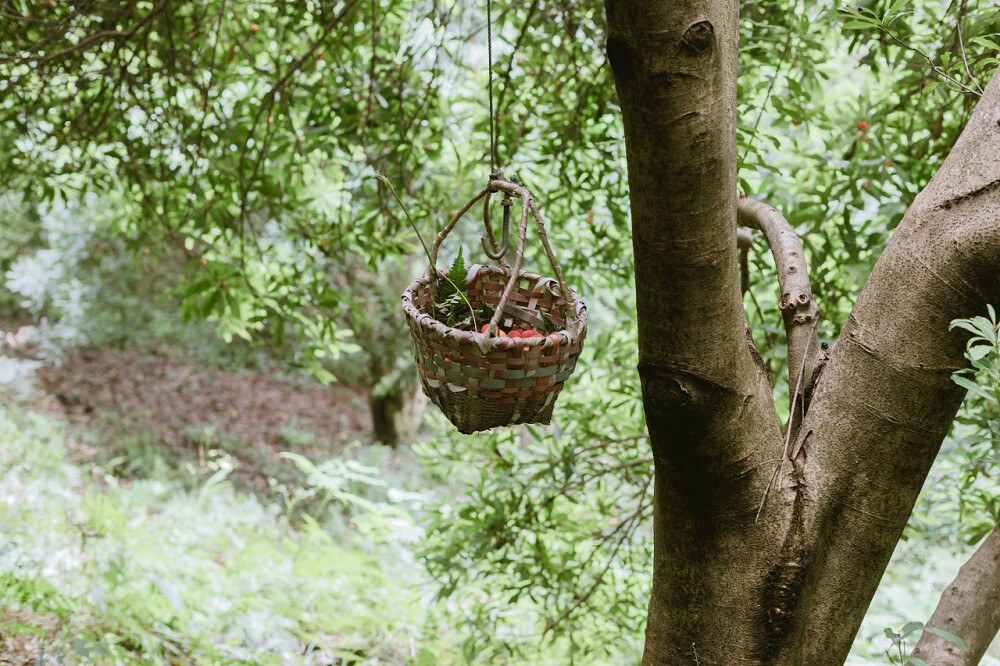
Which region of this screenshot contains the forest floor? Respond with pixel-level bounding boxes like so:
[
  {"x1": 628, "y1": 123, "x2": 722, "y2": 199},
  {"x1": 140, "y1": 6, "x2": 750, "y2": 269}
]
[
  {"x1": 35, "y1": 344, "x2": 372, "y2": 493},
  {"x1": 0, "y1": 336, "x2": 451, "y2": 666}
]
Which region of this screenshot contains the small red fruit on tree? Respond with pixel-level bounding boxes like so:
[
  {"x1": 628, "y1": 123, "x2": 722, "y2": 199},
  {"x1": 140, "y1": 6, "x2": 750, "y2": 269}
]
[
  {"x1": 250, "y1": 23, "x2": 259, "y2": 32},
  {"x1": 857, "y1": 121, "x2": 868, "y2": 131}
]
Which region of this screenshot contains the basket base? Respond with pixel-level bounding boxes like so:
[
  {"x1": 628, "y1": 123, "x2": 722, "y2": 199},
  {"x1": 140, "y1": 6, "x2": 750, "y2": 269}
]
[{"x1": 420, "y1": 380, "x2": 561, "y2": 434}]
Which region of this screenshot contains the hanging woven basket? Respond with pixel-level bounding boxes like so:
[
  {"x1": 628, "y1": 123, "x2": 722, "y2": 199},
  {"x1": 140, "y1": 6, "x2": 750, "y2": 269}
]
[{"x1": 401, "y1": 179, "x2": 588, "y2": 434}]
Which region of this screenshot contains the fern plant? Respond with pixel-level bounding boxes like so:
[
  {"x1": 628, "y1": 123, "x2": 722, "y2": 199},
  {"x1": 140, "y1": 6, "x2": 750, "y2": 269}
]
[{"x1": 429, "y1": 248, "x2": 495, "y2": 330}]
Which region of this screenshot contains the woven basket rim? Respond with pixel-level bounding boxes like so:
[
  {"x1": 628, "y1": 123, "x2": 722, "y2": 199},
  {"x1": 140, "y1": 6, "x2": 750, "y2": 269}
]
[{"x1": 401, "y1": 264, "x2": 587, "y2": 350}]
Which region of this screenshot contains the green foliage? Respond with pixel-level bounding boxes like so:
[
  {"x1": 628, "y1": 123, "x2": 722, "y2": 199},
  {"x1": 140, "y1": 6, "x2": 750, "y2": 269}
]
[
  {"x1": 2, "y1": 0, "x2": 1000, "y2": 660},
  {"x1": 941, "y1": 308, "x2": 1000, "y2": 544},
  {"x1": 950, "y1": 306, "x2": 1000, "y2": 405},
  {"x1": 418, "y1": 301, "x2": 649, "y2": 662},
  {"x1": 0, "y1": 403, "x2": 461, "y2": 665},
  {"x1": 901, "y1": 307, "x2": 1000, "y2": 547}
]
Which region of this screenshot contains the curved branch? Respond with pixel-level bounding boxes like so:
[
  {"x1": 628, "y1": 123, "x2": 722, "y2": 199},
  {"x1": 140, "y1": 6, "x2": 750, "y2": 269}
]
[
  {"x1": 910, "y1": 523, "x2": 1000, "y2": 666},
  {"x1": 737, "y1": 196, "x2": 820, "y2": 413}
]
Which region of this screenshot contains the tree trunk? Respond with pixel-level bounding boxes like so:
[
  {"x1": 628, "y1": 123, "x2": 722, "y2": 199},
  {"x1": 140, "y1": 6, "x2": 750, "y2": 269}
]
[
  {"x1": 605, "y1": 0, "x2": 1000, "y2": 660},
  {"x1": 370, "y1": 388, "x2": 405, "y2": 446},
  {"x1": 911, "y1": 524, "x2": 1000, "y2": 666}
]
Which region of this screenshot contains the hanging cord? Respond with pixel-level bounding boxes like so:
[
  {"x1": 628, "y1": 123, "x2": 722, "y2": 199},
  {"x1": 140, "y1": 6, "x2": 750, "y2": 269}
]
[{"x1": 486, "y1": 0, "x2": 499, "y2": 180}]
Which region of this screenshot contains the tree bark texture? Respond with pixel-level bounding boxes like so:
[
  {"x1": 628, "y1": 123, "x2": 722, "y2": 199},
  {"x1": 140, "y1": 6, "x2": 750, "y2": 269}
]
[
  {"x1": 911, "y1": 524, "x2": 1000, "y2": 666},
  {"x1": 605, "y1": 0, "x2": 1000, "y2": 660}
]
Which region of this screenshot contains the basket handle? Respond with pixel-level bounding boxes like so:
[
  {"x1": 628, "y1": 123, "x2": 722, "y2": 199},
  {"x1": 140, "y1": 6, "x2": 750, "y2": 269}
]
[
  {"x1": 480, "y1": 191, "x2": 512, "y2": 267},
  {"x1": 426, "y1": 180, "x2": 573, "y2": 337}
]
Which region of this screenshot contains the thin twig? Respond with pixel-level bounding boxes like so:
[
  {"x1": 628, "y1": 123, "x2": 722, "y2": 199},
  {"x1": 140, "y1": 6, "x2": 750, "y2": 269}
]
[
  {"x1": 543, "y1": 475, "x2": 652, "y2": 635},
  {"x1": 956, "y1": 18, "x2": 985, "y2": 95},
  {"x1": 880, "y1": 18, "x2": 981, "y2": 96}
]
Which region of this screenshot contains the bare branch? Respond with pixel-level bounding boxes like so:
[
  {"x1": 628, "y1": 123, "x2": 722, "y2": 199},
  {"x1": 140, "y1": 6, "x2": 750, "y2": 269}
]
[
  {"x1": 737, "y1": 196, "x2": 819, "y2": 415},
  {"x1": 911, "y1": 523, "x2": 1000, "y2": 666},
  {"x1": 0, "y1": 0, "x2": 168, "y2": 67},
  {"x1": 956, "y1": 19, "x2": 985, "y2": 96},
  {"x1": 878, "y1": 17, "x2": 982, "y2": 96}
]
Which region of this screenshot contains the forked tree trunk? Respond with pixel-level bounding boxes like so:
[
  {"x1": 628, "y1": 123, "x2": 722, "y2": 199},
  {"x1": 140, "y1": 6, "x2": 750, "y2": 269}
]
[{"x1": 605, "y1": 0, "x2": 1000, "y2": 662}]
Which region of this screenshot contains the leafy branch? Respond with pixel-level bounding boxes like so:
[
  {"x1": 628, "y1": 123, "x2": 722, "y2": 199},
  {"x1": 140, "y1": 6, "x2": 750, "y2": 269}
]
[{"x1": 838, "y1": 2, "x2": 983, "y2": 96}]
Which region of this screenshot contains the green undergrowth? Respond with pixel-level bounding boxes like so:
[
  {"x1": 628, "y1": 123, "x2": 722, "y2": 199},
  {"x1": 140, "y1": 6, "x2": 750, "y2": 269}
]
[{"x1": 0, "y1": 404, "x2": 454, "y2": 665}]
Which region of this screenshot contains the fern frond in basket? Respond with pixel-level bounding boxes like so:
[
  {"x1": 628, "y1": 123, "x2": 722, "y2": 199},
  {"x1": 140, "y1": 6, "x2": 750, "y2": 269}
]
[
  {"x1": 430, "y1": 249, "x2": 496, "y2": 331},
  {"x1": 431, "y1": 248, "x2": 475, "y2": 329}
]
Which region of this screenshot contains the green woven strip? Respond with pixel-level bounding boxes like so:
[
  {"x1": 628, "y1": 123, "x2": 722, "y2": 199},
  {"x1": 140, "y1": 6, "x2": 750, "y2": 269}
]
[
  {"x1": 529, "y1": 364, "x2": 559, "y2": 378},
  {"x1": 444, "y1": 369, "x2": 468, "y2": 384},
  {"x1": 552, "y1": 368, "x2": 576, "y2": 383},
  {"x1": 480, "y1": 378, "x2": 507, "y2": 390}
]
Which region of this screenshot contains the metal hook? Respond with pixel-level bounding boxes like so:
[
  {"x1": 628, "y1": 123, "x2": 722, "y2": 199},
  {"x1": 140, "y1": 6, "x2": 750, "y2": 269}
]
[{"x1": 482, "y1": 193, "x2": 512, "y2": 260}]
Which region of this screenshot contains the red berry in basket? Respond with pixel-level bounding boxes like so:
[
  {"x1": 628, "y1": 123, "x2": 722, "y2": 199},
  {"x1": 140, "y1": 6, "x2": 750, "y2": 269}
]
[
  {"x1": 480, "y1": 324, "x2": 490, "y2": 334},
  {"x1": 522, "y1": 330, "x2": 542, "y2": 338},
  {"x1": 508, "y1": 330, "x2": 522, "y2": 339}
]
